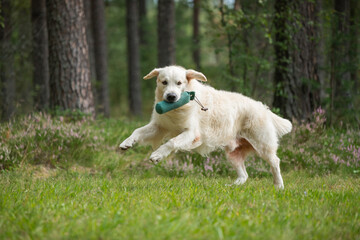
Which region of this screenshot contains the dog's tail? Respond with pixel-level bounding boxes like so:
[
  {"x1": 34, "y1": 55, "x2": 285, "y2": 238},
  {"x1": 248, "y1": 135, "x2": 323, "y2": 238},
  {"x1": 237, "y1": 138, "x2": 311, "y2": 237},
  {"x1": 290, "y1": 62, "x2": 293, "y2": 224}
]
[{"x1": 270, "y1": 112, "x2": 292, "y2": 137}]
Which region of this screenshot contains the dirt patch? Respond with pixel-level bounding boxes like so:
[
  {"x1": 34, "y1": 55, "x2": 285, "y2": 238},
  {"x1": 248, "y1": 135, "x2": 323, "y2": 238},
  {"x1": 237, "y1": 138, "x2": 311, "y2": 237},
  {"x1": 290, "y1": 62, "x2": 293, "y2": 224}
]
[
  {"x1": 32, "y1": 165, "x2": 58, "y2": 179},
  {"x1": 70, "y1": 165, "x2": 97, "y2": 174}
]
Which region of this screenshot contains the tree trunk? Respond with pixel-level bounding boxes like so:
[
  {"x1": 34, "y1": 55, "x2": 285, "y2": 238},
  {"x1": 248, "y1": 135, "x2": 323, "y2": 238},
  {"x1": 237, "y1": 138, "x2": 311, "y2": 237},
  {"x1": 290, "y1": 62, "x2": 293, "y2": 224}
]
[
  {"x1": 91, "y1": 0, "x2": 110, "y2": 117},
  {"x1": 349, "y1": 0, "x2": 359, "y2": 90},
  {"x1": 242, "y1": 30, "x2": 249, "y2": 93},
  {"x1": 349, "y1": 0, "x2": 358, "y2": 93},
  {"x1": 126, "y1": 0, "x2": 142, "y2": 116},
  {"x1": 138, "y1": 0, "x2": 147, "y2": 46},
  {"x1": 46, "y1": 0, "x2": 95, "y2": 115},
  {"x1": 273, "y1": 0, "x2": 290, "y2": 117},
  {"x1": 83, "y1": 0, "x2": 97, "y2": 102},
  {"x1": 273, "y1": 0, "x2": 320, "y2": 120},
  {"x1": 192, "y1": 0, "x2": 201, "y2": 69},
  {"x1": 31, "y1": 0, "x2": 49, "y2": 111},
  {"x1": 330, "y1": 0, "x2": 352, "y2": 123},
  {"x1": 158, "y1": 0, "x2": 175, "y2": 67},
  {"x1": 0, "y1": 0, "x2": 15, "y2": 121},
  {"x1": 220, "y1": 0, "x2": 237, "y2": 91},
  {"x1": 317, "y1": 0, "x2": 326, "y2": 103}
]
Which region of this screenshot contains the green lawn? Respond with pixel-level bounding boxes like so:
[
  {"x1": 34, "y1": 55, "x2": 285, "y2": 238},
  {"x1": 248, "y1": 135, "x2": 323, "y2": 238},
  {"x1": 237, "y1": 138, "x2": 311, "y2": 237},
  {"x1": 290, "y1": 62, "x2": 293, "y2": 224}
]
[
  {"x1": 0, "y1": 114, "x2": 359, "y2": 239},
  {"x1": 1, "y1": 167, "x2": 359, "y2": 240}
]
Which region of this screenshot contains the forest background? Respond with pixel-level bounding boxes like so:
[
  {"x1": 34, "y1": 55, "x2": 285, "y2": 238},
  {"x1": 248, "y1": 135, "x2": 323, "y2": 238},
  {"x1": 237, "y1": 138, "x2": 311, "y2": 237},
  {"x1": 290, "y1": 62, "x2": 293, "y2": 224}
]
[{"x1": 1, "y1": 0, "x2": 359, "y2": 124}]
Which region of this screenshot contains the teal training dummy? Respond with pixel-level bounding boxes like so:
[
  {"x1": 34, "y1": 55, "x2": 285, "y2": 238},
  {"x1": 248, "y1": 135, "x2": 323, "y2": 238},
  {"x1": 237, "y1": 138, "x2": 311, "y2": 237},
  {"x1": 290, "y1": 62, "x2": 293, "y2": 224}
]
[{"x1": 155, "y1": 91, "x2": 195, "y2": 114}]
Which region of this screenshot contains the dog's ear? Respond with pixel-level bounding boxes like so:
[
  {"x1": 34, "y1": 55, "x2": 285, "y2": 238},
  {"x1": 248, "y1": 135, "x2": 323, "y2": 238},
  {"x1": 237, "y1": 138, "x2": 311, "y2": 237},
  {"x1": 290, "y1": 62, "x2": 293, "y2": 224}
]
[
  {"x1": 186, "y1": 69, "x2": 207, "y2": 82},
  {"x1": 143, "y1": 68, "x2": 161, "y2": 80}
]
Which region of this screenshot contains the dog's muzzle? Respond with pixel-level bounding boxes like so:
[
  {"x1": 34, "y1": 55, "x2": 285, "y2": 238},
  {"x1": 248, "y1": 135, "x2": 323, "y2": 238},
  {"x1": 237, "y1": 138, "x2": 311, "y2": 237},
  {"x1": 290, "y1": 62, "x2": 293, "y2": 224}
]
[{"x1": 165, "y1": 93, "x2": 177, "y2": 103}]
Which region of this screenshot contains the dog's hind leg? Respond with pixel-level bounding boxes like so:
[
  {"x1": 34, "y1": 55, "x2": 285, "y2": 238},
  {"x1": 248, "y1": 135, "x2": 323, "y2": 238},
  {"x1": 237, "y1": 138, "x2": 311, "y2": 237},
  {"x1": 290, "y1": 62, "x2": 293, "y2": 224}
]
[
  {"x1": 227, "y1": 153, "x2": 248, "y2": 185},
  {"x1": 226, "y1": 138, "x2": 254, "y2": 185},
  {"x1": 246, "y1": 141, "x2": 284, "y2": 189},
  {"x1": 261, "y1": 150, "x2": 284, "y2": 189},
  {"x1": 242, "y1": 123, "x2": 284, "y2": 189}
]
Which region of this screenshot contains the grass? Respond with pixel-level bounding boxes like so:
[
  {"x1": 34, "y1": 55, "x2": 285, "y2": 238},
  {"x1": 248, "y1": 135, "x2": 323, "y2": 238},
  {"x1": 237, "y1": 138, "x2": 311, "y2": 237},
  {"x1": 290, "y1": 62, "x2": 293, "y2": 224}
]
[
  {"x1": 0, "y1": 112, "x2": 359, "y2": 239},
  {"x1": 0, "y1": 168, "x2": 359, "y2": 240}
]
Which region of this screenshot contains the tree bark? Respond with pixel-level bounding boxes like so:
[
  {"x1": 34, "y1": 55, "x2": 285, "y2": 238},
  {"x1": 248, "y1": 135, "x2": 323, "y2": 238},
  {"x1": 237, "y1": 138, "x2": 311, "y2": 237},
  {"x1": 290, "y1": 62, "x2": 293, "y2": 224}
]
[
  {"x1": 138, "y1": 0, "x2": 147, "y2": 46},
  {"x1": 317, "y1": 0, "x2": 326, "y2": 103},
  {"x1": 234, "y1": 0, "x2": 241, "y2": 10},
  {"x1": 126, "y1": 0, "x2": 142, "y2": 116},
  {"x1": 91, "y1": 0, "x2": 110, "y2": 117},
  {"x1": 349, "y1": 0, "x2": 358, "y2": 92},
  {"x1": 46, "y1": 0, "x2": 95, "y2": 115},
  {"x1": 273, "y1": 0, "x2": 320, "y2": 120},
  {"x1": 192, "y1": 0, "x2": 201, "y2": 70},
  {"x1": 83, "y1": 0, "x2": 97, "y2": 95},
  {"x1": 158, "y1": 0, "x2": 175, "y2": 67},
  {"x1": 0, "y1": 0, "x2": 15, "y2": 121},
  {"x1": 333, "y1": 0, "x2": 351, "y2": 96},
  {"x1": 330, "y1": 0, "x2": 353, "y2": 122},
  {"x1": 273, "y1": 0, "x2": 290, "y2": 117},
  {"x1": 31, "y1": 0, "x2": 49, "y2": 111}
]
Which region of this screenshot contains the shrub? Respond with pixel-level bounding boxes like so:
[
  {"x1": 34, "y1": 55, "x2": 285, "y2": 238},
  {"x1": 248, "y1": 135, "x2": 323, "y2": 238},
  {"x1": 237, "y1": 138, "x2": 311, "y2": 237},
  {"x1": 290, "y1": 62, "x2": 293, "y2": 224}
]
[
  {"x1": 0, "y1": 113, "x2": 98, "y2": 170},
  {"x1": 279, "y1": 107, "x2": 360, "y2": 173},
  {"x1": 1, "y1": 109, "x2": 359, "y2": 176}
]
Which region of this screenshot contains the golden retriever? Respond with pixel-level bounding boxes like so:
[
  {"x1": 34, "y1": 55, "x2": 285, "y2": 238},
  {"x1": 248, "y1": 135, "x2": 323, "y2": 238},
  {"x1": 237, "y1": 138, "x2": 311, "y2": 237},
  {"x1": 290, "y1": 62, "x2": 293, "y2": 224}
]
[{"x1": 120, "y1": 66, "x2": 292, "y2": 189}]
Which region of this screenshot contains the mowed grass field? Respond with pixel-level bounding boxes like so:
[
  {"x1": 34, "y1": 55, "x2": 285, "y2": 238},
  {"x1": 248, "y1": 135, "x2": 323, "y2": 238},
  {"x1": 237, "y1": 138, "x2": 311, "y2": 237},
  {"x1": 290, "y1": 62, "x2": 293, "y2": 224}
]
[
  {"x1": 0, "y1": 114, "x2": 359, "y2": 239},
  {"x1": 1, "y1": 168, "x2": 359, "y2": 240}
]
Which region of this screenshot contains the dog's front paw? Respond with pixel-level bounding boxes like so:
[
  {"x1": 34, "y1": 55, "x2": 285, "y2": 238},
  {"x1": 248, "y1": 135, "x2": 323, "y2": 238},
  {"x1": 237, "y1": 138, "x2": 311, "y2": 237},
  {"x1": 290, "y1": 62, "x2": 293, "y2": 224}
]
[
  {"x1": 149, "y1": 151, "x2": 163, "y2": 164},
  {"x1": 226, "y1": 177, "x2": 248, "y2": 186},
  {"x1": 119, "y1": 137, "x2": 136, "y2": 150},
  {"x1": 149, "y1": 145, "x2": 171, "y2": 164},
  {"x1": 274, "y1": 182, "x2": 284, "y2": 190}
]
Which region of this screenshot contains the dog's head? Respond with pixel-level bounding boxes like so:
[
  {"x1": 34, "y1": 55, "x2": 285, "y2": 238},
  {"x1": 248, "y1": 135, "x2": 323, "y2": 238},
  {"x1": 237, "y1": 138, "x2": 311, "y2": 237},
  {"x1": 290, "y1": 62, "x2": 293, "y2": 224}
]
[{"x1": 143, "y1": 66, "x2": 207, "y2": 103}]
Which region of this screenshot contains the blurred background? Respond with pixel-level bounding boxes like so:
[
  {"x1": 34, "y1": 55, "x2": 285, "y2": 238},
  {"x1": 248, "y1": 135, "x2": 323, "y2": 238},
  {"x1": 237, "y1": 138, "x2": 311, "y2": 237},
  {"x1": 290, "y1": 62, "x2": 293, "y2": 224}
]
[{"x1": 0, "y1": 0, "x2": 359, "y2": 125}]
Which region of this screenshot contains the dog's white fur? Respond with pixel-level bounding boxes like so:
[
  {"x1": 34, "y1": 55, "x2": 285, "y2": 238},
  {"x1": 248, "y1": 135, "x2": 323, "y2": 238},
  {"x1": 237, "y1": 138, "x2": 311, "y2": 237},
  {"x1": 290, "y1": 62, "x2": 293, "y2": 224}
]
[{"x1": 120, "y1": 66, "x2": 292, "y2": 189}]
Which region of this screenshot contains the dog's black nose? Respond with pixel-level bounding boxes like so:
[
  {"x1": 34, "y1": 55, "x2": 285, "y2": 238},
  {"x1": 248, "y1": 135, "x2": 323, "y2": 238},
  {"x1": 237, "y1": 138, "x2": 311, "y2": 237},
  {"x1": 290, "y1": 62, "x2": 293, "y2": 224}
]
[{"x1": 166, "y1": 93, "x2": 177, "y2": 102}]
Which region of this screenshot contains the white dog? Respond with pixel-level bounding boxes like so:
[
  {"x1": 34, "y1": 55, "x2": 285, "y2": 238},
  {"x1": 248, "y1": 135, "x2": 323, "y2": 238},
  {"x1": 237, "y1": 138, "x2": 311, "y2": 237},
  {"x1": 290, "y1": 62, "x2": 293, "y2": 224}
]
[{"x1": 120, "y1": 66, "x2": 292, "y2": 189}]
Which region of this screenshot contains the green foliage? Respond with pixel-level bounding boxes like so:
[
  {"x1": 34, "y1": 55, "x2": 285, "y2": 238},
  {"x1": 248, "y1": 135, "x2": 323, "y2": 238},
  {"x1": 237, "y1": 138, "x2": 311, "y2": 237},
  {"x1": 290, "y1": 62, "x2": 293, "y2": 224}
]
[
  {"x1": 279, "y1": 108, "x2": 360, "y2": 174},
  {"x1": 202, "y1": 0, "x2": 274, "y2": 101},
  {"x1": 0, "y1": 113, "x2": 97, "y2": 169}
]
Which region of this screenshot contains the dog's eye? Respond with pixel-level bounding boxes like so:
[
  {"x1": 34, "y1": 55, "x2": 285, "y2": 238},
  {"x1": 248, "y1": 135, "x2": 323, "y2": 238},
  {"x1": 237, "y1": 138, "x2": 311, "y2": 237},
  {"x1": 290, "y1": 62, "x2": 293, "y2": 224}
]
[
  {"x1": 177, "y1": 81, "x2": 182, "y2": 85},
  {"x1": 162, "y1": 81, "x2": 168, "y2": 85}
]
